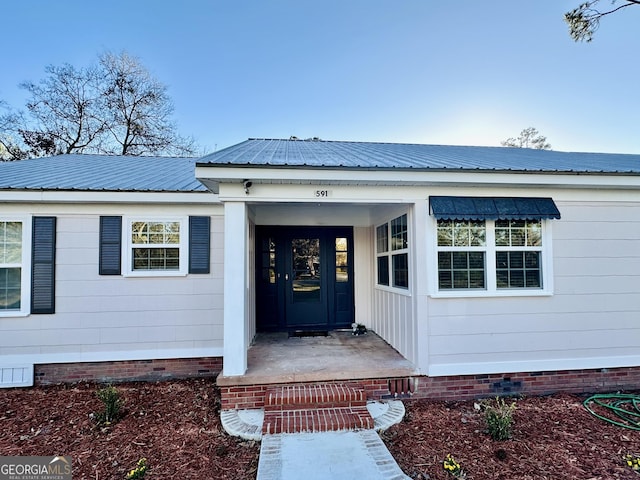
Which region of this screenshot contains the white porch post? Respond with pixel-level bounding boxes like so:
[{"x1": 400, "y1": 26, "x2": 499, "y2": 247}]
[
  {"x1": 413, "y1": 199, "x2": 430, "y2": 374},
  {"x1": 222, "y1": 201, "x2": 248, "y2": 376}
]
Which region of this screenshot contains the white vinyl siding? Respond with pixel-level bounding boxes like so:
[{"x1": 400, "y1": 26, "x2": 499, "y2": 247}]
[
  {"x1": 0, "y1": 209, "x2": 224, "y2": 364},
  {"x1": 427, "y1": 199, "x2": 640, "y2": 376}
]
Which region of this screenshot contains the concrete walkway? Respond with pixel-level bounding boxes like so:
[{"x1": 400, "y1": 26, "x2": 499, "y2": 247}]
[
  {"x1": 221, "y1": 400, "x2": 410, "y2": 480},
  {"x1": 257, "y1": 430, "x2": 410, "y2": 480}
]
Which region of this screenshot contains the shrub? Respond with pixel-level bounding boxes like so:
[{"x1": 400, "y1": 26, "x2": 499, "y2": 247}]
[
  {"x1": 126, "y1": 458, "x2": 147, "y2": 480},
  {"x1": 624, "y1": 453, "x2": 640, "y2": 472},
  {"x1": 483, "y1": 396, "x2": 516, "y2": 441},
  {"x1": 443, "y1": 454, "x2": 466, "y2": 478},
  {"x1": 95, "y1": 384, "x2": 123, "y2": 426}
]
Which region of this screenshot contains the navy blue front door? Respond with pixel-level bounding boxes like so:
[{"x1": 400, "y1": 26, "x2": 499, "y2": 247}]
[{"x1": 256, "y1": 226, "x2": 354, "y2": 332}]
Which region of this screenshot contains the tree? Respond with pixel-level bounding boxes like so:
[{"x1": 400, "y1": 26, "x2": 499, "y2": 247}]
[
  {"x1": 501, "y1": 127, "x2": 551, "y2": 150},
  {"x1": 19, "y1": 63, "x2": 105, "y2": 156},
  {"x1": 1, "y1": 51, "x2": 196, "y2": 159},
  {"x1": 565, "y1": 0, "x2": 640, "y2": 42},
  {"x1": 0, "y1": 101, "x2": 28, "y2": 161},
  {"x1": 98, "y1": 51, "x2": 195, "y2": 156}
]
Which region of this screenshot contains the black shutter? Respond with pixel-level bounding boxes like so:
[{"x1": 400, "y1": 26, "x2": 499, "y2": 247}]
[
  {"x1": 99, "y1": 216, "x2": 122, "y2": 275},
  {"x1": 189, "y1": 216, "x2": 210, "y2": 274},
  {"x1": 31, "y1": 216, "x2": 56, "y2": 314}
]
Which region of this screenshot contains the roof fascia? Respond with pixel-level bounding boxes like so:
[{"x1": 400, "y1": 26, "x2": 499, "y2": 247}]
[
  {"x1": 0, "y1": 190, "x2": 220, "y2": 205},
  {"x1": 195, "y1": 165, "x2": 640, "y2": 190}
]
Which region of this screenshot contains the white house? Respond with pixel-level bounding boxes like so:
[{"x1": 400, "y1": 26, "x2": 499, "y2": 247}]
[{"x1": 2, "y1": 139, "x2": 640, "y2": 405}]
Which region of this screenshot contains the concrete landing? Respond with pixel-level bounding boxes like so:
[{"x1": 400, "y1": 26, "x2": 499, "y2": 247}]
[
  {"x1": 217, "y1": 331, "x2": 417, "y2": 387},
  {"x1": 257, "y1": 430, "x2": 410, "y2": 480}
]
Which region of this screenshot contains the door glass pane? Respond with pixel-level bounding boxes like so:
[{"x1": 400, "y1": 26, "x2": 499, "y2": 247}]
[
  {"x1": 336, "y1": 237, "x2": 348, "y2": 283},
  {"x1": 261, "y1": 237, "x2": 276, "y2": 284},
  {"x1": 292, "y1": 238, "x2": 320, "y2": 302}
]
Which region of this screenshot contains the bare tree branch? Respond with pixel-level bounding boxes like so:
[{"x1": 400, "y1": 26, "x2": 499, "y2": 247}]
[{"x1": 565, "y1": 0, "x2": 640, "y2": 42}]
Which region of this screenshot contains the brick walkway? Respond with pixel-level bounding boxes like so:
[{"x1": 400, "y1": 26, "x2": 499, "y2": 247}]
[{"x1": 262, "y1": 383, "x2": 374, "y2": 434}]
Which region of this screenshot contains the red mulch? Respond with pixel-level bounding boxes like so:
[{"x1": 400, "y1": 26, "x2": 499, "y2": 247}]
[
  {"x1": 0, "y1": 379, "x2": 259, "y2": 479},
  {"x1": 382, "y1": 394, "x2": 640, "y2": 479},
  {"x1": 2, "y1": 380, "x2": 639, "y2": 479}
]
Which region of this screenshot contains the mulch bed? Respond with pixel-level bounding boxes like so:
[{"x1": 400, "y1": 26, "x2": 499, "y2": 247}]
[
  {"x1": 0, "y1": 379, "x2": 259, "y2": 479},
  {"x1": 382, "y1": 393, "x2": 640, "y2": 479},
  {"x1": 1, "y1": 379, "x2": 639, "y2": 479}
]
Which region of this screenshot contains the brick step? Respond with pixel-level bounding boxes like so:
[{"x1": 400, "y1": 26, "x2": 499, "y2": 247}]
[
  {"x1": 264, "y1": 383, "x2": 367, "y2": 410},
  {"x1": 262, "y1": 405, "x2": 374, "y2": 434}
]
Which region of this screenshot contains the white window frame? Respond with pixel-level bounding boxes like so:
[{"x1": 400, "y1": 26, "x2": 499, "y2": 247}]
[
  {"x1": 0, "y1": 216, "x2": 31, "y2": 317},
  {"x1": 123, "y1": 216, "x2": 188, "y2": 277},
  {"x1": 375, "y1": 213, "x2": 410, "y2": 293},
  {"x1": 429, "y1": 217, "x2": 554, "y2": 298}
]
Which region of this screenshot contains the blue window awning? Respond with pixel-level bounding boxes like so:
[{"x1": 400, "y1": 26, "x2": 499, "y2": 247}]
[{"x1": 429, "y1": 196, "x2": 561, "y2": 221}]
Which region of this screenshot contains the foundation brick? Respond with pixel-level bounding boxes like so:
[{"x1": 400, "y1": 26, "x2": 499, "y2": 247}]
[{"x1": 34, "y1": 357, "x2": 222, "y2": 385}]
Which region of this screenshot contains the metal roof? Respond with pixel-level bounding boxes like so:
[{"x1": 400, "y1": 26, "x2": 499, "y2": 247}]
[
  {"x1": 198, "y1": 139, "x2": 640, "y2": 174},
  {"x1": 3, "y1": 141, "x2": 640, "y2": 194},
  {"x1": 0, "y1": 154, "x2": 208, "y2": 192}
]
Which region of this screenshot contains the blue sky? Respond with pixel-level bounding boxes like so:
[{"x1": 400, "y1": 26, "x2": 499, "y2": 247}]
[{"x1": 2, "y1": 1, "x2": 639, "y2": 154}]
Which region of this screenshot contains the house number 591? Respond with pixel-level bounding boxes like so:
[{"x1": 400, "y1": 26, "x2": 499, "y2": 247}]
[{"x1": 315, "y1": 190, "x2": 330, "y2": 198}]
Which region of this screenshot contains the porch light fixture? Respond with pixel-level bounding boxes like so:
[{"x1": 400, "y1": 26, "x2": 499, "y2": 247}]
[{"x1": 243, "y1": 179, "x2": 252, "y2": 194}]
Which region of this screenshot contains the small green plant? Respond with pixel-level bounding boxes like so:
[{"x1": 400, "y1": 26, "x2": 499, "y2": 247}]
[
  {"x1": 625, "y1": 453, "x2": 640, "y2": 473},
  {"x1": 483, "y1": 396, "x2": 516, "y2": 441},
  {"x1": 125, "y1": 458, "x2": 147, "y2": 480},
  {"x1": 95, "y1": 384, "x2": 123, "y2": 426},
  {"x1": 443, "y1": 454, "x2": 466, "y2": 478}
]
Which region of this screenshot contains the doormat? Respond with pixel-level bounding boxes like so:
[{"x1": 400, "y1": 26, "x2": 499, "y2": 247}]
[{"x1": 289, "y1": 330, "x2": 329, "y2": 338}]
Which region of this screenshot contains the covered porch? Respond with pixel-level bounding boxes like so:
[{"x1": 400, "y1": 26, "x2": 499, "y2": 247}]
[
  {"x1": 216, "y1": 329, "x2": 420, "y2": 411},
  {"x1": 217, "y1": 329, "x2": 418, "y2": 387}
]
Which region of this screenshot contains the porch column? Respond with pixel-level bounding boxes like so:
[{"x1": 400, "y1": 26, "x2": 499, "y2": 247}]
[
  {"x1": 222, "y1": 201, "x2": 248, "y2": 376},
  {"x1": 413, "y1": 199, "x2": 431, "y2": 374}
]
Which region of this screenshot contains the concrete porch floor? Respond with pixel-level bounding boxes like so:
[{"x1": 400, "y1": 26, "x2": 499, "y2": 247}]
[{"x1": 217, "y1": 330, "x2": 418, "y2": 387}]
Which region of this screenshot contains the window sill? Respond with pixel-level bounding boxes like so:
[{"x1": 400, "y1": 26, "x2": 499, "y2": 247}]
[
  {"x1": 123, "y1": 271, "x2": 188, "y2": 278},
  {"x1": 429, "y1": 289, "x2": 553, "y2": 299},
  {"x1": 0, "y1": 311, "x2": 30, "y2": 318}
]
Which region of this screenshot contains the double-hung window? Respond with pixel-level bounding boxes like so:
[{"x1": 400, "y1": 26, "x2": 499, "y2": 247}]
[
  {"x1": 125, "y1": 218, "x2": 188, "y2": 275},
  {"x1": 376, "y1": 213, "x2": 409, "y2": 289},
  {"x1": 495, "y1": 219, "x2": 543, "y2": 288},
  {"x1": 0, "y1": 219, "x2": 29, "y2": 315},
  {"x1": 431, "y1": 196, "x2": 560, "y2": 296},
  {"x1": 437, "y1": 220, "x2": 486, "y2": 289},
  {"x1": 0, "y1": 217, "x2": 33, "y2": 317}
]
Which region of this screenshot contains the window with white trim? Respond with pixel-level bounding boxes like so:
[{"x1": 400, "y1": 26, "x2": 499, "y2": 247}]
[
  {"x1": 495, "y1": 219, "x2": 542, "y2": 288},
  {"x1": 376, "y1": 213, "x2": 409, "y2": 289},
  {"x1": 436, "y1": 218, "x2": 546, "y2": 292},
  {"x1": 125, "y1": 218, "x2": 188, "y2": 275},
  {"x1": 0, "y1": 220, "x2": 27, "y2": 314},
  {"x1": 437, "y1": 220, "x2": 486, "y2": 289}
]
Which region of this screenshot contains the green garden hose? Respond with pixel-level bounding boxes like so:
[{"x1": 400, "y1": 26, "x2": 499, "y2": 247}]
[{"x1": 583, "y1": 394, "x2": 640, "y2": 430}]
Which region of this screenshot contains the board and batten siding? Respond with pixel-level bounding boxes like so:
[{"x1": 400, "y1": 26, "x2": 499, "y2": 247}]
[
  {"x1": 0, "y1": 207, "x2": 224, "y2": 365},
  {"x1": 427, "y1": 199, "x2": 640, "y2": 376},
  {"x1": 367, "y1": 204, "x2": 420, "y2": 369}
]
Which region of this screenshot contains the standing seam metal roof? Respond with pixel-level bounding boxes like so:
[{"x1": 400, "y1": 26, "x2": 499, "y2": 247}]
[
  {"x1": 197, "y1": 139, "x2": 640, "y2": 173},
  {"x1": 0, "y1": 154, "x2": 207, "y2": 192}
]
